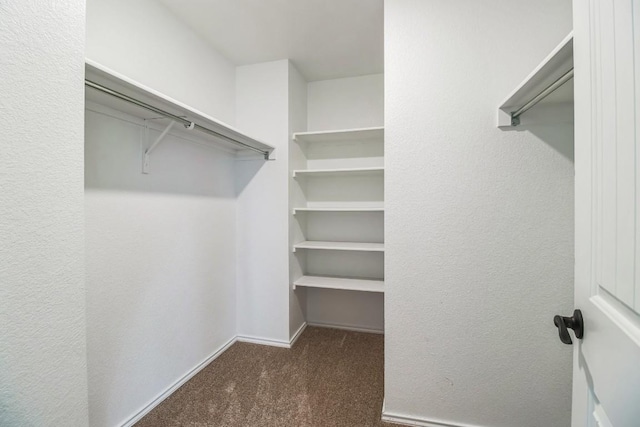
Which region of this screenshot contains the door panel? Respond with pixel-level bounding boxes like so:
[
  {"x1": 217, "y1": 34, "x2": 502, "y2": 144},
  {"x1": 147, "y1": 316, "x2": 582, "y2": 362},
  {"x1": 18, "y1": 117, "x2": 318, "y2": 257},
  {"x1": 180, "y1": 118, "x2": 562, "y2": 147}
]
[
  {"x1": 635, "y1": 0, "x2": 640, "y2": 312},
  {"x1": 595, "y1": 0, "x2": 637, "y2": 309},
  {"x1": 573, "y1": 0, "x2": 640, "y2": 426}
]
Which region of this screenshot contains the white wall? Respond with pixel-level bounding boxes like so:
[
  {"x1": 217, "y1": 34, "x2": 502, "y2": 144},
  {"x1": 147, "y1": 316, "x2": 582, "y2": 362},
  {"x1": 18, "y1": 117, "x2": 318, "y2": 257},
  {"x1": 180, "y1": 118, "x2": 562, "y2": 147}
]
[
  {"x1": 384, "y1": 1, "x2": 574, "y2": 426},
  {"x1": 85, "y1": 106, "x2": 237, "y2": 427},
  {"x1": 235, "y1": 60, "x2": 291, "y2": 344},
  {"x1": 307, "y1": 74, "x2": 384, "y2": 131},
  {"x1": 86, "y1": 0, "x2": 236, "y2": 124},
  {"x1": 85, "y1": 1, "x2": 241, "y2": 425},
  {"x1": 288, "y1": 63, "x2": 309, "y2": 339},
  {"x1": 0, "y1": 1, "x2": 88, "y2": 425},
  {"x1": 305, "y1": 75, "x2": 385, "y2": 332}
]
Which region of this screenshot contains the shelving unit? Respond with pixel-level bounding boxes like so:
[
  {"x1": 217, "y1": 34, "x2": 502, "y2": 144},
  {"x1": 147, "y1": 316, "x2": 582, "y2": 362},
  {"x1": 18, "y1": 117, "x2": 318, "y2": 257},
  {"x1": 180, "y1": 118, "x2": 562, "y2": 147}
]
[
  {"x1": 290, "y1": 127, "x2": 385, "y2": 294},
  {"x1": 293, "y1": 276, "x2": 384, "y2": 293},
  {"x1": 497, "y1": 32, "x2": 573, "y2": 128},
  {"x1": 85, "y1": 60, "x2": 275, "y2": 160},
  {"x1": 293, "y1": 241, "x2": 384, "y2": 252}
]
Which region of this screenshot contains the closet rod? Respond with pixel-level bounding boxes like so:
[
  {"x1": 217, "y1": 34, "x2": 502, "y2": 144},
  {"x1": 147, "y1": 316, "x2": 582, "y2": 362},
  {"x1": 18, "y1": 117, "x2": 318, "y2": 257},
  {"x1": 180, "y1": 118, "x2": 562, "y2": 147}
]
[
  {"x1": 85, "y1": 80, "x2": 271, "y2": 160},
  {"x1": 510, "y1": 68, "x2": 574, "y2": 126}
]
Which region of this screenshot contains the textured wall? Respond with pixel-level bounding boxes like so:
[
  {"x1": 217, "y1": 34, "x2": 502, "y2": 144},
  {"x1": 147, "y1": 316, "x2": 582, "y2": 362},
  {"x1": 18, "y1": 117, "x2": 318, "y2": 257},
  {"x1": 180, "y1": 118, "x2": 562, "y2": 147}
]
[
  {"x1": 86, "y1": 0, "x2": 236, "y2": 124},
  {"x1": 85, "y1": 107, "x2": 237, "y2": 427},
  {"x1": 236, "y1": 60, "x2": 291, "y2": 344},
  {"x1": 307, "y1": 74, "x2": 384, "y2": 131},
  {"x1": 384, "y1": 1, "x2": 575, "y2": 426},
  {"x1": 85, "y1": 1, "x2": 241, "y2": 424},
  {"x1": 0, "y1": 1, "x2": 88, "y2": 425},
  {"x1": 288, "y1": 63, "x2": 309, "y2": 340}
]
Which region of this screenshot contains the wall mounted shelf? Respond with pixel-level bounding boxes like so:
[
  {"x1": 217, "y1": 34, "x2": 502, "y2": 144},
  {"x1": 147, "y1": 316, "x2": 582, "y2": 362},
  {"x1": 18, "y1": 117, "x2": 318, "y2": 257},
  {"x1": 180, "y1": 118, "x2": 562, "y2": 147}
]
[
  {"x1": 293, "y1": 127, "x2": 384, "y2": 143},
  {"x1": 293, "y1": 241, "x2": 384, "y2": 253},
  {"x1": 293, "y1": 207, "x2": 384, "y2": 214},
  {"x1": 293, "y1": 275, "x2": 384, "y2": 293},
  {"x1": 293, "y1": 167, "x2": 384, "y2": 178},
  {"x1": 290, "y1": 125, "x2": 385, "y2": 298},
  {"x1": 85, "y1": 60, "x2": 275, "y2": 160},
  {"x1": 497, "y1": 32, "x2": 573, "y2": 128}
]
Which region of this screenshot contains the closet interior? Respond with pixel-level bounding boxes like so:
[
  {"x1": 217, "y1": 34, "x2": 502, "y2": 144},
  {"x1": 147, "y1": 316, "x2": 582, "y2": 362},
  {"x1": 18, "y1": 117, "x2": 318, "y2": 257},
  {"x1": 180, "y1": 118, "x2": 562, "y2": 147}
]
[
  {"x1": 80, "y1": 1, "x2": 575, "y2": 426},
  {"x1": 84, "y1": 3, "x2": 384, "y2": 422}
]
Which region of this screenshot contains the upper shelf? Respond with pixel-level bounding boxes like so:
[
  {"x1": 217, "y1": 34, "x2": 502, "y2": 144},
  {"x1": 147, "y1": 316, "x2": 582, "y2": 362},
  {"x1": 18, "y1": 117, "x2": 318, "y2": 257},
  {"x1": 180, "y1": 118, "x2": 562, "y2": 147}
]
[
  {"x1": 497, "y1": 33, "x2": 573, "y2": 128},
  {"x1": 85, "y1": 60, "x2": 275, "y2": 158},
  {"x1": 293, "y1": 127, "x2": 384, "y2": 143}
]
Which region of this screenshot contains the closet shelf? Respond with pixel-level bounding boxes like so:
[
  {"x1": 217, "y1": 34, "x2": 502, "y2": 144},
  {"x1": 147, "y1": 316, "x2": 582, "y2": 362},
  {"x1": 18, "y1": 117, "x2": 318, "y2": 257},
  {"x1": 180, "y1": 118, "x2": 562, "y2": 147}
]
[
  {"x1": 293, "y1": 167, "x2": 384, "y2": 178},
  {"x1": 293, "y1": 127, "x2": 384, "y2": 143},
  {"x1": 497, "y1": 32, "x2": 573, "y2": 128},
  {"x1": 293, "y1": 207, "x2": 384, "y2": 214},
  {"x1": 293, "y1": 241, "x2": 384, "y2": 252},
  {"x1": 85, "y1": 60, "x2": 275, "y2": 159},
  {"x1": 293, "y1": 275, "x2": 384, "y2": 293}
]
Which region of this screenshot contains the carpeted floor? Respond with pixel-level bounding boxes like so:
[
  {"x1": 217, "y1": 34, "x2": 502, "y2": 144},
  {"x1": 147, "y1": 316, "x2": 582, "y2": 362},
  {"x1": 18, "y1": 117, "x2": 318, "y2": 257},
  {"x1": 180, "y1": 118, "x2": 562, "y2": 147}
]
[{"x1": 136, "y1": 327, "x2": 394, "y2": 427}]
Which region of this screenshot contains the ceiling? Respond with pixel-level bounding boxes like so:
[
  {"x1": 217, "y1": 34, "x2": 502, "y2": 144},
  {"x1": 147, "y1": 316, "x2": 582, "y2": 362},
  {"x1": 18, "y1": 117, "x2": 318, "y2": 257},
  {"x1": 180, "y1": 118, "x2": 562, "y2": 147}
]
[{"x1": 157, "y1": 0, "x2": 384, "y2": 82}]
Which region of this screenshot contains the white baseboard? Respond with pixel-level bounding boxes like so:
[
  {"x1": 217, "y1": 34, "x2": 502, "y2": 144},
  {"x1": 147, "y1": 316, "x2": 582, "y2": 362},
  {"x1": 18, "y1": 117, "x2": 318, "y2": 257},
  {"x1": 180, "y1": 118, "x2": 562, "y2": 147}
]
[
  {"x1": 289, "y1": 322, "x2": 307, "y2": 347},
  {"x1": 307, "y1": 321, "x2": 384, "y2": 334},
  {"x1": 381, "y1": 411, "x2": 485, "y2": 427},
  {"x1": 236, "y1": 334, "x2": 291, "y2": 348},
  {"x1": 120, "y1": 336, "x2": 237, "y2": 427},
  {"x1": 237, "y1": 322, "x2": 309, "y2": 348}
]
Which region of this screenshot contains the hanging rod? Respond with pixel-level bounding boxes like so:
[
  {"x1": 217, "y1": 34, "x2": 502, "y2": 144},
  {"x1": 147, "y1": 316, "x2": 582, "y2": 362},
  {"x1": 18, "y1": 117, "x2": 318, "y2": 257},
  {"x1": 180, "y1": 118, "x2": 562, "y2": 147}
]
[
  {"x1": 510, "y1": 68, "x2": 574, "y2": 126},
  {"x1": 85, "y1": 80, "x2": 271, "y2": 160}
]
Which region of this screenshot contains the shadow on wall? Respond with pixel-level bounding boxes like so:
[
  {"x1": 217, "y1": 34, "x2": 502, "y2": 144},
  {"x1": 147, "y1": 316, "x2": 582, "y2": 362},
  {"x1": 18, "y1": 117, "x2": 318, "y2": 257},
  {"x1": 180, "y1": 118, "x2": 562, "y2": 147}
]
[
  {"x1": 85, "y1": 108, "x2": 264, "y2": 197},
  {"x1": 235, "y1": 158, "x2": 266, "y2": 197},
  {"x1": 504, "y1": 103, "x2": 575, "y2": 163}
]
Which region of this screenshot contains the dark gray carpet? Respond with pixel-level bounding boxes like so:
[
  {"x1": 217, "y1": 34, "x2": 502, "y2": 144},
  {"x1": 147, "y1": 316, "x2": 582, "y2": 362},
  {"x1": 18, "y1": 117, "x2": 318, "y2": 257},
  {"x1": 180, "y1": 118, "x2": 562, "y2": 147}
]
[{"x1": 136, "y1": 327, "x2": 393, "y2": 426}]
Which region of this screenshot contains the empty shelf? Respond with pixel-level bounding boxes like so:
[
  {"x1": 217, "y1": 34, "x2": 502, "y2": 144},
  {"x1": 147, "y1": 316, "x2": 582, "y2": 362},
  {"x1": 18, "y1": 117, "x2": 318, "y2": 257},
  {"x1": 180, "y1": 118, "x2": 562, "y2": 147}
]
[
  {"x1": 497, "y1": 33, "x2": 573, "y2": 128},
  {"x1": 293, "y1": 275, "x2": 384, "y2": 293},
  {"x1": 293, "y1": 167, "x2": 384, "y2": 178},
  {"x1": 293, "y1": 207, "x2": 384, "y2": 214},
  {"x1": 85, "y1": 60, "x2": 275, "y2": 158},
  {"x1": 293, "y1": 127, "x2": 384, "y2": 143},
  {"x1": 293, "y1": 241, "x2": 384, "y2": 252}
]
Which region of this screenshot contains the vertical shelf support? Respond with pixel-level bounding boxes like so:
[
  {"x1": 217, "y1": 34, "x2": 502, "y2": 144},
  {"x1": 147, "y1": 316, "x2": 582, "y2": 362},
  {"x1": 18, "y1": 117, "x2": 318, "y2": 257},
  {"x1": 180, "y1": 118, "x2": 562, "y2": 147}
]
[{"x1": 142, "y1": 120, "x2": 194, "y2": 174}]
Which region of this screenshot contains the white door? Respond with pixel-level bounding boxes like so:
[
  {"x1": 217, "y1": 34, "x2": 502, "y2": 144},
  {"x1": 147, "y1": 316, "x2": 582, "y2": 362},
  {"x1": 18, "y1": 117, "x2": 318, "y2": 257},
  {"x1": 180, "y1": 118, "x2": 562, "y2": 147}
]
[{"x1": 572, "y1": 0, "x2": 640, "y2": 426}]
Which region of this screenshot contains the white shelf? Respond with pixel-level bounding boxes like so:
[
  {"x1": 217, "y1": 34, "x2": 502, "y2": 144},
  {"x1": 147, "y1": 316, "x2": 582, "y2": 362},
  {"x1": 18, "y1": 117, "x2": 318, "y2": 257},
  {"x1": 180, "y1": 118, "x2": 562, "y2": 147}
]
[
  {"x1": 293, "y1": 275, "x2": 384, "y2": 293},
  {"x1": 293, "y1": 207, "x2": 384, "y2": 214},
  {"x1": 85, "y1": 60, "x2": 275, "y2": 158},
  {"x1": 293, "y1": 127, "x2": 384, "y2": 143},
  {"x1": 497, "y1": 32, "x2": 573, "y2": 128},
  {"x1": 293, "y1": 167, "x2": 384, "y2": 178},
  {"x1": 293, "y1": 241, "x2": 384, "y2": 252}
]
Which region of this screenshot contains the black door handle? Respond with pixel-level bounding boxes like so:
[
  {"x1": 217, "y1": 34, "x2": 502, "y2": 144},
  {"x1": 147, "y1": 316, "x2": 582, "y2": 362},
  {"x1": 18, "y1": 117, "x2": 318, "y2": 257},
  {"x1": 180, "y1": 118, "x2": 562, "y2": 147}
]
[{"x1": 553, "y1": 309, "x2": 584, "y2": 345}]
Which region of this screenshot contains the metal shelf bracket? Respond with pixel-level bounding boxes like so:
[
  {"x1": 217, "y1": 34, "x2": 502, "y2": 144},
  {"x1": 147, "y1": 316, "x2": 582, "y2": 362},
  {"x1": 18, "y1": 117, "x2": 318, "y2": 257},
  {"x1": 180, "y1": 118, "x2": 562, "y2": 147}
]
[{"x1": 142, "y1": 120, "x2": 194, "y2": 174}]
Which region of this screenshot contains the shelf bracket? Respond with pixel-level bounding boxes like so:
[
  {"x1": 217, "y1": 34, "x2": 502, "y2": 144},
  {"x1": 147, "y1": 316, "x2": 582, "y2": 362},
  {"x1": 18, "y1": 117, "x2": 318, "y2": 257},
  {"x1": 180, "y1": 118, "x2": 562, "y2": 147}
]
[{"x1": 142, "y1": 120, "x2": 194, "y2": 174}]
